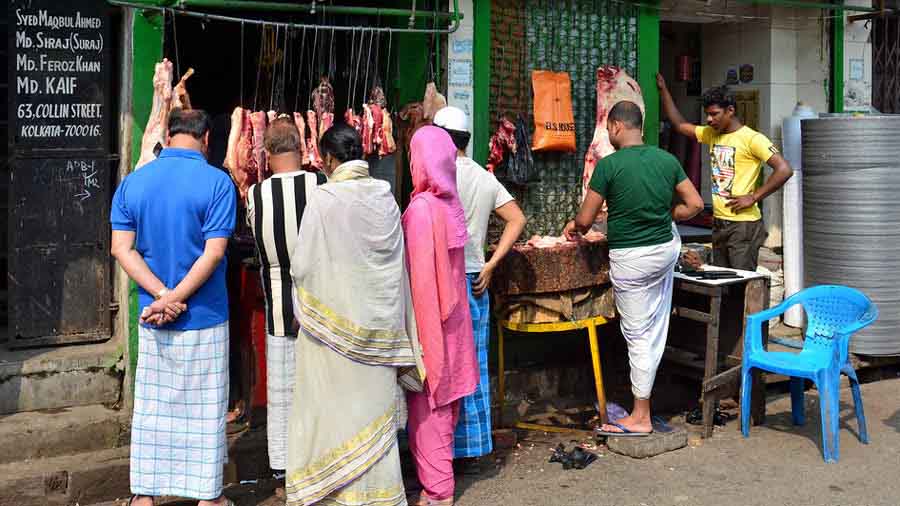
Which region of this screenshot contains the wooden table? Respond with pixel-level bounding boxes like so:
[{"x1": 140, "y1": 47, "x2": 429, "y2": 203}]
[{"x1": 666, "y1": 268, "x2": 770, "y2": 438}]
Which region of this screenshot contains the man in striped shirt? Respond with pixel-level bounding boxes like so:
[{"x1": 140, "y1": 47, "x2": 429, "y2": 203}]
[{"x1": 246, "y1": 117, "x2": 325, "y2": 497}]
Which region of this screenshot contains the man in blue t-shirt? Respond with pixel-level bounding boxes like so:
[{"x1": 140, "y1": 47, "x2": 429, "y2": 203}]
[{"x1": 110, "y1": 108, "x2": 236, "y2": 506}]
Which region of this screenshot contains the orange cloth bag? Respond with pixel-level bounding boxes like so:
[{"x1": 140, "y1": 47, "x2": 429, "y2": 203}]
[{"x1": 531, "y1": 70, "x2": 577, "y2": 152}]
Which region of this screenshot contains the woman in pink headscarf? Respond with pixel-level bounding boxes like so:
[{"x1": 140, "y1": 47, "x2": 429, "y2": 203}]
[{"x1": 403, "y1": 126, "x2": 478, "y2": 506}]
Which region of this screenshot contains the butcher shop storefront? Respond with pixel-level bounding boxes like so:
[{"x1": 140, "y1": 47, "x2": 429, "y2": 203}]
[{"x1": 107, "y1": 0, "x2": 466, "y2": 427}]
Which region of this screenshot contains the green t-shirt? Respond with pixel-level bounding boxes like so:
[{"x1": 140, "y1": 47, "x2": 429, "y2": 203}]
[{"x1": 589, "y1": 145, "x2": 687, "y2": 250}]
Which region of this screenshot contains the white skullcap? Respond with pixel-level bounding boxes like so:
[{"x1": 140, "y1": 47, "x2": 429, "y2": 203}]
[{"x1": 433, "y1": 106, "x2": 469, "y2": 133}]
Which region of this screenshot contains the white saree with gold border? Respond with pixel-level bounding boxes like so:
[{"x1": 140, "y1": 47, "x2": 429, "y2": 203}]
[{"x1": 287, "y1": 160, "x2": 423, "y2": 506}]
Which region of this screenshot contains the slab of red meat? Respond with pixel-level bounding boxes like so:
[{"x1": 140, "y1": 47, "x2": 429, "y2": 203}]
[
  {"x1": 380, "y1": 111, "x2": 396, "y2": 157},
  {"x1": 226, "y1": 108, "x2": 256, "y2": 201},
  {"x1": 225, "y1": 107, "x2": 244, "y2": 188},
  {"x1": 583, "y1": 66, "x2": 644, "y2": 201},
  {"x1": 249, "y1": 111, "x2": 268, "y2": 182},
  {"x1": 398, "y1": 102, "x2": 427, "y2": 154},
  {"x1": 311, "y1": 77, "x2": 335, "y2": 117},
  {"x1": 306, "y1": 110, "x2": 323, "y2": 169},
  {"x1": 422, "y1": 82, "x2": 447, "y2": 120},
  {"x1": 136, "y1": 59, "x2": 174, "y2": 170},
  {"x1": 369, "y1": 86, "x2": 387, "y2": 109},
  {"x1": 361, "y1": 104, "x2": 374, "y2": 156},
  {"x1": 486, "y1": 118, "x2": 517, "y2": 173},
  {"x1": 344, "y1": 108, "x2": 362, "y2": 134},
  {"x1": 171, "y1": 67, "x2": 194, "y2": 111},
  {"x1": 319, "y1": 112, "x2": 334, "y2": 140},
  {"x1": 370, "y1": 104, "x2": 385, "y2": 155},
  {"x1": 293, "y1": 112, "x2": 309, "y2": 165}
]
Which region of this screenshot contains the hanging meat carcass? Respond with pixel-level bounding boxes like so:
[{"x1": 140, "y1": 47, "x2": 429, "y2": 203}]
[
  {"x1": 293, "y1": 112, "x2": 309, "y2": 165},
  {"x1": 306, "y1": 110, "x2": 324, "y2": 169},
  {"x1": 361, "y1": 104, "x2": 375, "y2": 155},
  {"x1": 225, "y1": 107, "x2": 259, "y2": 201},
  {"x1": 135, "y1": 59, "x2": 174, "y2": 169},
  {"x1": 171, "y1": 67, "x2": 194, "y2": 110},
  {"x1": 380, "y1": 110, "x2": 397, "y2": 157},
  {"x1": 398, "y1": 102, "x2": 428, "y2": 154},
  {"x1": 422, "y1": 82, "x2": 447, "y2": 120},
  {"x1": 249, "y1": 111, "x2": 269, "y2": 182},
  {"x1": 582, "y1": 65, "x2": 644, "y2": 200},
  {"x1": 311, "y1": 76, "x2": 335, "y2": 140},
  {"x1": 486, "y1": 118, "x2": 517, "y2": 173},
  {"x1": 344, "y1": 108, "x2": 362, "y2": 134}
]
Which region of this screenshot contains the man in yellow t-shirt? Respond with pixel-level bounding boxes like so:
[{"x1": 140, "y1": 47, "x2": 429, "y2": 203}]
[{"x1": 658, "y1": 74, "x2": 794, "y2": 271}]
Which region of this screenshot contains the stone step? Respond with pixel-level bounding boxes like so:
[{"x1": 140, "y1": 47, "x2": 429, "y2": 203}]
[
  {"x1": 0, "y1": 339, "x2": 123, "y2": 415},
  {"x1": 0, "y1": 404, "x2": 129, "y2": 465},
  {"x1": 0, "y1": 426, "x2": 271, "y2": 506}
]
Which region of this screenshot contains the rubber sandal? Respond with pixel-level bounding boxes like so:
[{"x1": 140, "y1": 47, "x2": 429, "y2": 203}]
[
  {"x1": 595, "y1": 422, "x2": 653, "y2": 437},
  {"x1": 570, "y1": 447, "x2": 598, "y2": 470}
]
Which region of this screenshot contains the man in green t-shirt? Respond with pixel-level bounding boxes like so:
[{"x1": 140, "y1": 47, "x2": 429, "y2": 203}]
[
  {"x1": 658, "y1": 74, "x2": 793, "y2": 271},
  {"x1": 564, "y1": 101, "x2": 703, "y2": 436}
]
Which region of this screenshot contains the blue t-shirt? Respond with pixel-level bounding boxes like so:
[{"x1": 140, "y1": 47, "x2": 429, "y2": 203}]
[{"x1": 110, "y1": 148, "x2": 237, "y2": 330}]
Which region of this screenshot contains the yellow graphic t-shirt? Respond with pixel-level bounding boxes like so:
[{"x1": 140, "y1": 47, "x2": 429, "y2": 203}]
[{"x1": 696, "y1": 125, "x2": 777, "y2": 222}]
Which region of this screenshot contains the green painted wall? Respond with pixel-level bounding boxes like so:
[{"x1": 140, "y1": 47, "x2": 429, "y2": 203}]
[
  {"x1": 128, "y1": 10, "x2": 164, "y2": 377},
  {"x1": 472, "y1": 0, "x2": 490, "y2": 166},
  {"x1": 637, "y1": 3, "x2": 660, "y2": 146}
]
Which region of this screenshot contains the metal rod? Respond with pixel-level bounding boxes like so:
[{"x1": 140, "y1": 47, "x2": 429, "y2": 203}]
[
  {"x1": 109, "y1": 0, "x2": 463, "y2": 21},
  {"x1": 109, "y1": 0, "x2": 462, "y2": 34},
  {"x1": 730, "y1": 0, "x2": 880, "y2": 12}
]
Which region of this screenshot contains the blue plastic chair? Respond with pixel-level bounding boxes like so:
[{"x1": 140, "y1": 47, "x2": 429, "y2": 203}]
[{"x1": 740, "y1": 285, "x2": 878, "y2": 463}]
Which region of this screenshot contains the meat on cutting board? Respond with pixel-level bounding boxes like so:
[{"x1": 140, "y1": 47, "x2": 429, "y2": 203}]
[
  {"x1": 582, "y1": 65, "x2": 644, "y2": 201},
  {"x1": 136, "y1": 59, "x2": 174, "y2": 170}
]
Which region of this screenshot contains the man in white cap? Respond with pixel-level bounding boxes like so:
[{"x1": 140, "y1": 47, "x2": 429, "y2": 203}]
[{"x1": 433, "y1": 106, "x2": 527, "y2": 470}]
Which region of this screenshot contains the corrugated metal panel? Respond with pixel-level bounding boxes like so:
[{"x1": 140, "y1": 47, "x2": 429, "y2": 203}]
[
  {"x1": 490, "y1": 0, "x2": 637, "y2": 237},
  {"x1": 802, "y1": 115, "x2": 900, "y2": 356}
]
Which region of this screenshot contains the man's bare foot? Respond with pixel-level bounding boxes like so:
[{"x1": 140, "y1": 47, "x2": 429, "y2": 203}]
[{"x1": 600, "y1": 414, "x2": 652, "y2": 434}]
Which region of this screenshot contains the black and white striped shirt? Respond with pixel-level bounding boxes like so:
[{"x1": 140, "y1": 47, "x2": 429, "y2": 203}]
[{"x1": 247, "y1": 170, "x2": 326, "y2": 336}]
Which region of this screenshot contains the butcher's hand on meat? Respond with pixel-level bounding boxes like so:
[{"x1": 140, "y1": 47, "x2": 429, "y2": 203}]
[{"x1": 136, "y1": 59, "x2": 174, "y2": 170}]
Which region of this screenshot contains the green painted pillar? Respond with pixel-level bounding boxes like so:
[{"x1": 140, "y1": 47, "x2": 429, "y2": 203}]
[
  {"x1": 128, "y1": 9, "x2": 164, "y2": 379},
  {"x1": 472, "y1": 0, "x2": 490, "y2": 166},
  {"x1": 637, "y1": 2, "x2": 660, "y2": 146},
  {"x1": 830, "y1": 1, "x2": 844, "y2": 113}
]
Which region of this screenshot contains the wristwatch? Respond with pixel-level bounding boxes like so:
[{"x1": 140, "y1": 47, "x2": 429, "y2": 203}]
[{"x1": 154, "y1": 288, "x2": 170, "y2": 301}]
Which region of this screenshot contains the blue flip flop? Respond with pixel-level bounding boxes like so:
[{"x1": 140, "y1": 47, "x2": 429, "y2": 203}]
[{"x1": 596, "y1": 422, "x2": 653, "y2": 438}]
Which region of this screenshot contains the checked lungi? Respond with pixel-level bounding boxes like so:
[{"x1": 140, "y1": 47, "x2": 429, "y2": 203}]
[
  {"x1": 453, "y1": 275, "x2": 493, "y2": 458},
  {"x1": 266, "y1": 333, "x2": 296, "y2": 470},
  {"x1": 130, "y1": 321, "x2": 229, "y2": 500}
]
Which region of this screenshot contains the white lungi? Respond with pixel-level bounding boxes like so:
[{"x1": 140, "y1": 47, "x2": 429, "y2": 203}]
[
  {"x1": 131, "y1": 322, "x2": 229, "y2": 500},
  {"x1": 266, "y1": 333, "x2": 296, "y2": 470},
  {"x1": 609, "y1": 232, "x2": 681, "y2": 399}
]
